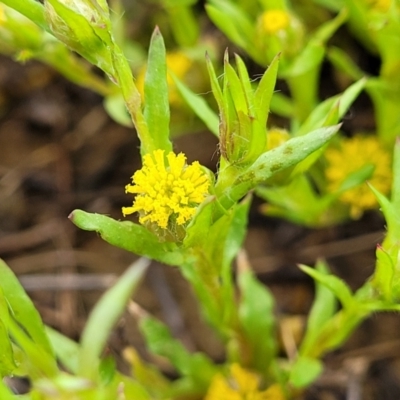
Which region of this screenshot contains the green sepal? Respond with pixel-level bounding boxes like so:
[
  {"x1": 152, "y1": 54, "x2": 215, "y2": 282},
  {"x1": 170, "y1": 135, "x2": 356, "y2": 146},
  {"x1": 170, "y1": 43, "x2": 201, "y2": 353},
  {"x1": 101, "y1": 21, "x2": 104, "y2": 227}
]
[
  {"x1": 68, "y1": 210, "x2": 184, "y2": 266},
  {"x1": 79, "y1": 258, "x2": 149, "y2": 380},
  {"x1": 143, "y1": 27, "x2": 172, "y2": 154}
]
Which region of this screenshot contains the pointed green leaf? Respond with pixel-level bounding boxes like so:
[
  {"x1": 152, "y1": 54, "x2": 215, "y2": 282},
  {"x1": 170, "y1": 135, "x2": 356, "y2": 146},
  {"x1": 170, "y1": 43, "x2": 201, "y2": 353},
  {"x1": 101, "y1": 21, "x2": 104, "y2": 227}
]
[
  {"x1": 299, "y1": 265, "x2": 354, "y2": 308},
  {"x1": 0, "y1": 259, "x2": 53, "y2": 356},
  {"x1": 254, "y1": 53, "x2": 280, "y2": 129},
  {"x1": 69, "y1": 210, "x2": 184, "y2": 266},
  {"x1": 143, "y1": 27, "x2": 172, "y2": 153},
  {"x1": 289, "y1": 357, "x2": 323, "y2": 388},
  {"x1": 139, "y1": 315, "x2": 217, "y2": 390},
  {"x1": 206, "y1": 2, "x2": 255, "y2": 52},
  {"x1": 0, "y1": 378, "x2": 15, "y2": 400},
  {"x1": 45, "y1": 326, "x2": 79, "y2": 374},
  {"x1": 216, "y1": 124, "x2": 340, "y2": 210},
  {"x1": 235, "y1": 54, "x2": 255, "y2": 115},
  {"x1": 79, "y1": 258, "x2": 149, "y2": 379},
  {"x1": 1, "y1": 0, "x2": 49, "y2": 32},
  {"x1": 238, "y1": 269, "x2": 277, "y2": 371},
  {"x1": 171, "y1": 73, "x2": 219, "y2": 137},
  {"x1": 300, "y1": 260, "x2": 337, "y2": 356}
]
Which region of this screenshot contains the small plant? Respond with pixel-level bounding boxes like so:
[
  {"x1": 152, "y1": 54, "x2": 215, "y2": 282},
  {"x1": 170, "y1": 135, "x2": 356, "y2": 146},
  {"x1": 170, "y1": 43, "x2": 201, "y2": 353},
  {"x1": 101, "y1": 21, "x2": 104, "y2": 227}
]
[{"x1": 1, "y1": 1, "x2": 400, "y2": 399}]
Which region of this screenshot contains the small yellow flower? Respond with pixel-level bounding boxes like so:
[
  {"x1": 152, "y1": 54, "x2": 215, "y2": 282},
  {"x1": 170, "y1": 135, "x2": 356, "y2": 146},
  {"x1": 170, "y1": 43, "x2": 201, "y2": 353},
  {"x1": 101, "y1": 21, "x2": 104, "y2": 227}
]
[
  {"x1": 123, "y1": 150, "x2": 209, "y2": 230},
  {"x1": 260, "y1": 10, "x2": 290, "y2": 34},
  {"x1": 205, "y1": 363, "x2": 286, "y2": 400},
  {"x1": 325, "y1": 135, "x2": 392, "y2": 218},
  {"x1": 367, "y1": 0, "x2": 391, "y2": 12}
]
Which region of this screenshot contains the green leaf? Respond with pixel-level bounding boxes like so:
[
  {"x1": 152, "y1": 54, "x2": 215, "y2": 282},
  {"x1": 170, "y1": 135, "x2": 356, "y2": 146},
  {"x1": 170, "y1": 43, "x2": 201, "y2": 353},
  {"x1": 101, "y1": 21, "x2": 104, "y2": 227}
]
[
  {"x1": 0, "y1": 378, "x2": 15, "y2": 400},
  {"x1": 0, "y1": 307, "x2": 16, "y2": 377},
  {"x1": 235, "y1": 54, "x2": 254, "y2": 112},
  {"x1": 0, "y1": 0, "x2": 49, "y2": 32},
  {"x1": 45, "y1": 326, "x2": 80, "y2": 374},
  {"x1": 300, "y1": 260, "x2": 337, "y2": 356},
  {"x1": 165, "y1": 5, "x2": 199, "y2": 46},
  {"x1": 299, "y1": 265, "x2": 354, "y2": 308},
  {"x1": 206, "y1": 2, "x2": 255, "y2": 53},
  {"x1": 79, "y1": 258, "x2": 149, "y2": 379},
  {"x1": 254, "y1": 53, "x2": 280, "y2": 129},
  {"x1": 0, "y1": 259, "x2": 53, "y2": 356},
  {"x1": 238, "y1": 269, "x2": 277, "y2": 371},
  {"x1": 69, "y1": 210, "x2": 184, "y2": 266},
  {"x1": 143, "y1": 27, "x2": 172, "y2": 153},
  {"x1": 139, "y1": 315, "x2": 217, "y2": 391},
  {"x1": 171, "y1": 73, "x2": 219, "y2": 136},
  {"x1": 289, "y1": 357, "x2": 323, "y2": 388},
  {"x1": 182, "y1": 198, "x2": 251, "y2": 336},
  {"x1": 296, "y1": 78, "x2": 365, "y2": 136},
  {"x1": 216, "y1": 124, "x2": 340, "y2": 210},
  {"x1": 328, "y1": 46, "x2": 365, "y2": 81},
  {"x1": 391, "y1": 138, "x2": 400, "y2": 209}
]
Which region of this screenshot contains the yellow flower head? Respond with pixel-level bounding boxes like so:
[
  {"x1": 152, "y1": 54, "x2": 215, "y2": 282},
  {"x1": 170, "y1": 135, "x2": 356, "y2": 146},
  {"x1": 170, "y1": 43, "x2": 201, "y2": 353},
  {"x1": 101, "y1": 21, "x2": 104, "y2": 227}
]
[
  {"x1": 205, "y1": 363, "x2": 285, "y2": 400},
  {"x1": 123, "y1": 150, "x2": 210, "y2": 231},
  {"x1": 260, "y1": 9, "x2": 290, "y2": 34},
  {"x1": 367, "y1": 0, "x2": 391, "y2": 11},
  {"x1": 325, "y1": 135, "x2": 392, "y2": 218}
]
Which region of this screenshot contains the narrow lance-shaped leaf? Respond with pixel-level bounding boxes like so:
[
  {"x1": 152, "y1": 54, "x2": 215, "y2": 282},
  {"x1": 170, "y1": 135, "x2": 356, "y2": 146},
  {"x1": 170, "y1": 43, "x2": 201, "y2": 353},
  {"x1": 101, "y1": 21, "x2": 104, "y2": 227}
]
[
  {"x1": 0, "y1": 288, "x2": 16, "y2": 378},
  {"x1": 299, "y1": 260, "x2": 337, "y2": 357},
  {"x1": 254, "y1": 53, "x2": 280, "y2": 129},
  {"x1": 1, "y1": 0, "x2": 49, "y2": 32},
  {"x1": 143, "y1": 27, "x2": 172, "y2": 154},
  {"x1": 216, "y1": 124, "x2": 340, "y2": 210},
  {"x1": 299, "y1": 265, "x2": 354, "y2": 308},
  {"x1": 171, "y1": 73, "x2": 219, "y2": 137},
  {"x1": 205, "y1": 2, "x2": 255, "y2": 52},
  {"x1": 0, "y1": 259, "x2": 53, "y2": 355},
  {"x1": 139, "y1": 314, "x2": 218, "y2": 390},
  {"x1": 238, "y1": 268, "x2": 277, "y2": 371},
  {"x1": 79, "y1": 258, "x2": 149, "y2": 380},
  {"x1": 69, "y1": 210, "x2": 184, "y2": 266}
]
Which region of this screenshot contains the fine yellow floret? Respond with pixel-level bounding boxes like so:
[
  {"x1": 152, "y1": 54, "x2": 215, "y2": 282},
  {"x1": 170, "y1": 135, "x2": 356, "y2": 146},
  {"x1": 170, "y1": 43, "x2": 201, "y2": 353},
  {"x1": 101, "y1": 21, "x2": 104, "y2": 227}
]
[
  {"x1": 122, "y1": 150, "x2": 209, "y2": 229},
  {"x1": 260, "y1": 9, "x2": 290, "y2": 34},
  {"x1": 325, "y1": 135, "x2": 392, "y2": 218},
  {"x1": 205, "y1": 363, "x2": 285, "y2": 400}
]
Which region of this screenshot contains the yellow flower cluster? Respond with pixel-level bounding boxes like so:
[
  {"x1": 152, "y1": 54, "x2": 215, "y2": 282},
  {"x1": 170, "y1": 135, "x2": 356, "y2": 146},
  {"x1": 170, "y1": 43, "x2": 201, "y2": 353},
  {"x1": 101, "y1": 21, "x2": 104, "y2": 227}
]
[
  {"x1": 205, "y1": 364, "x2": 285, "y2": 400},
  {"x1": 367, "y1": 0, "x2": 391, "y2": 12},
  {"x1": 325, "y1": 135, "x2": 392, "y2": 218},
  {"x1": 260, "y1": 9, "x2": 290, "y2": 34},
  {"x1": 123, "y1": 150, "x2": 209, "y2": 229}
]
